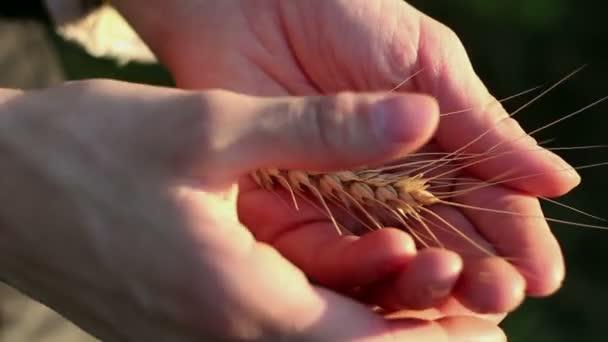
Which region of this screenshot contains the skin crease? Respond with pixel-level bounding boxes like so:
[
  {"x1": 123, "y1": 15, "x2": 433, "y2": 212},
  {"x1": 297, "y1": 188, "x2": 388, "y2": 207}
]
[{"x1": 114, "y1": 0, "x2": 574, "y2": 315}]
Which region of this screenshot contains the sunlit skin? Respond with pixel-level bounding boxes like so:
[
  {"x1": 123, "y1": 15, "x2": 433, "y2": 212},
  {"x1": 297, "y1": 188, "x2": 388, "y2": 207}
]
[
  {"x1": 0, "y1": 0, "x2": 582, "y2": 341},
  {"x1": 0, "y1": 80, "x2": 507, "y2": 341},
  {"x1": 116, "y1": 0, "x2": 576, "y2": 313}
]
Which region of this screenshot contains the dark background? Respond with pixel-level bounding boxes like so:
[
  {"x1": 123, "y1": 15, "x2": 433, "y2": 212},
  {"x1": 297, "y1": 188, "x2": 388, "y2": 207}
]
[
  {"x1": 2, "y1": 1, "x2": 608, "y2": 341},
  {"x1": 410, "y1": 2, "x2": 608, "y2": 341}
]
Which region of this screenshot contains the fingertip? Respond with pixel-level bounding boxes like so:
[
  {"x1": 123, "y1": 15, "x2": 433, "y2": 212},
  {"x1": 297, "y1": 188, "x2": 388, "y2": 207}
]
[
  {"x1": 507, "y1": 232, "x2": 565, "y2": 297},
  {"x1": 336, "y1": 228, "x2": 418, "y2": 286},
  {"x1": 375, "y1": 93, "x2": 440, "y2": 156},
  {"x1": 454, "y1": 181, "x2": 566, "y2": 298},
  {"x1": 499, "y1": 147, "x2": 582, "y2": 197},
  {"x1": 370, "y1": 248, "x2": 463, "y2": 311},
  {"x1": 456, "y1": 257, "x2": 526, "y2": 314},
  {"x1": 542, "y1": 151, "x2": 582, "y2": 195},
  {"x1": 399, "y1": 249, "x2": 463, "y2": 309},
  {"x1": 358, "y1": 228, "x2": 419, "y2": 269},
  {"x1": 523, "y1": 251, "x2": 566, "y2": 297}
]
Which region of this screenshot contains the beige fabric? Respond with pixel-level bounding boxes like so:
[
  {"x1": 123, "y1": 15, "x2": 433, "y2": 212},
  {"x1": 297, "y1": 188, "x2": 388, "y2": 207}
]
[
  {"x1": 1, "y1": 284, "x2": 97, "y2": 342},
  {"x1": 44, "y1": 0, "x2": 157, "y2": 64}
]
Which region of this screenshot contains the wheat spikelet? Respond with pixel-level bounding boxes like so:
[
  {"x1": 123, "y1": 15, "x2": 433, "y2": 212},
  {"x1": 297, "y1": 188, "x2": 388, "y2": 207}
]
[
  {"x1": 253, "y1": 167, "x2": 438, "y2": 215},
  {"x1": 249, "y1": 165, "x2": 494, "y2": 253}
]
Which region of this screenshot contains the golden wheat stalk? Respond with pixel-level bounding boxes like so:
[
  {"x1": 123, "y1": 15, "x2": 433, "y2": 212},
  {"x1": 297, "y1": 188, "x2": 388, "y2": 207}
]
[
  {"x1": 250, "y1": 166, "x2": 490, "y2": 252},
  {"x1": 250, "y1": 68, "x2": 608, "y2": 257}
]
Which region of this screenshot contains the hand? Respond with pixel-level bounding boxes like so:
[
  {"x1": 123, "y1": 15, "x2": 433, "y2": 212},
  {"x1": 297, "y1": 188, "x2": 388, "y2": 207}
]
[
  {"x1": 114, "y1": 0, "x2": 578, "y2": 316},
  {"x1": 0, "y1": 80, "x2": 505, "y2": 341}
]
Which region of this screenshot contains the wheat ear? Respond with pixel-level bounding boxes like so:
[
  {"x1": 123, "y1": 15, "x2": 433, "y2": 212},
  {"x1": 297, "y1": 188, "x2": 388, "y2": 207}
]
[{"x1": 249, "y1": 167, "x2": 489, "y2": 251}]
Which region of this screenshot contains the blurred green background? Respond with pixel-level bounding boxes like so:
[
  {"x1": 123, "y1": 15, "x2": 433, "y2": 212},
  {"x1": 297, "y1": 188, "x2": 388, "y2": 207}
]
[{"x1": 2, "y1": 0, "x2": 608, "y2": 341}]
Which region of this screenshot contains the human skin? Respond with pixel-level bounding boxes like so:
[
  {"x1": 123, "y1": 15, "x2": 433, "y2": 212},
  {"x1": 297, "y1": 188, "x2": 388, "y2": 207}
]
[
  {"x1": 0, "y1": 81, "x2": 508, "y2": 341},
  {"x1": 112, "y1": 0, "x2": 576, "y2": 317}
]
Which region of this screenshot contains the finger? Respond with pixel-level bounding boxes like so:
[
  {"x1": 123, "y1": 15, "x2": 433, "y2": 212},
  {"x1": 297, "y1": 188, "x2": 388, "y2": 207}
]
[
  {"x1": 454, "y1": 179, "x2": 565, "y2": 296},
  {"x1": 228, "y1": 229, "x2": 505, "y2": 342},
  {"x1": 240, "y1": 180, "x2": 436, "y2": 290},
  {"x1": 418, "y1": 205, "x2": 527, "y2": 313},
  {"x1": 367, "y1": 248, "x2": 463, "y2": 311},
  {"x1": 195, "y1": 90, "x2": 439, "y2": 182},
  {"x1": 412, "y1": 11, "x2": 580, "y2": 197},
  {"x1": 455, "y1": 257, "x2": 526, "y2": 314},
  {"x1": 271, "y1": 222, "x2": 419, "y2": 289},
  {"x1": 240, "y1": 182, "x2": 525, "y2": 313}
]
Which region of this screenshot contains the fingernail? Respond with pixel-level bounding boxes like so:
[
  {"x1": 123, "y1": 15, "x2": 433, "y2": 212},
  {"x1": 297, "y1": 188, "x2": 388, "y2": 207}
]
[{"x1": 374, "y1": 94, "x2": 439, "y2": 144}]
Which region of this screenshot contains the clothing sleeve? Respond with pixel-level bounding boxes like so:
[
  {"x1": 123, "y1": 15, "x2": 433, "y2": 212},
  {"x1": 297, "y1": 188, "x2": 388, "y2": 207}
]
[{"x1": 43, "y1": 0, "x2": 157, "y2": 64}]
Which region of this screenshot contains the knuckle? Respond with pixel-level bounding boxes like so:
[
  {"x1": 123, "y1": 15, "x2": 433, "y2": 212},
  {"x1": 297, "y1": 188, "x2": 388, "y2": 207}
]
[
  {"x1": 384, "y1": 25, "x2": 421, "y2": 86},
  {"x1": 182, "y1": 89, "x2": 252, "y2": 176},
  {"x1": 173, "y1": 92, "x2": 218, "y2": 167},
  {"x1": 303, "y1": 93, "x2": 359, "y2": 159},
  {"x1": 142, "y1": 91, "x2": 216, "y2": 175},
  {"x1": 196, "y1": 88, "x2": 233, "y2": 115},
  {"x1": 427, "y1": 21, "x2": 468, "y2": 67}
]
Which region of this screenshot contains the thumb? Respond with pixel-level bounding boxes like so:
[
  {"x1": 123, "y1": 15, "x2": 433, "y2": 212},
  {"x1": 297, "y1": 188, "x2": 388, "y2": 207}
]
[{"x1": 197, "y1": 90, "x2": 439, "y2": 181}]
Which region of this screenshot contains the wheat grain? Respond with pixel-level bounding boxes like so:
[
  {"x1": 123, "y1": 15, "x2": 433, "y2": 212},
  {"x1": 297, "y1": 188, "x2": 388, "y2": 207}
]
[{"x1": 250, "y1": 165, "x2": 487, "y2": 252}]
